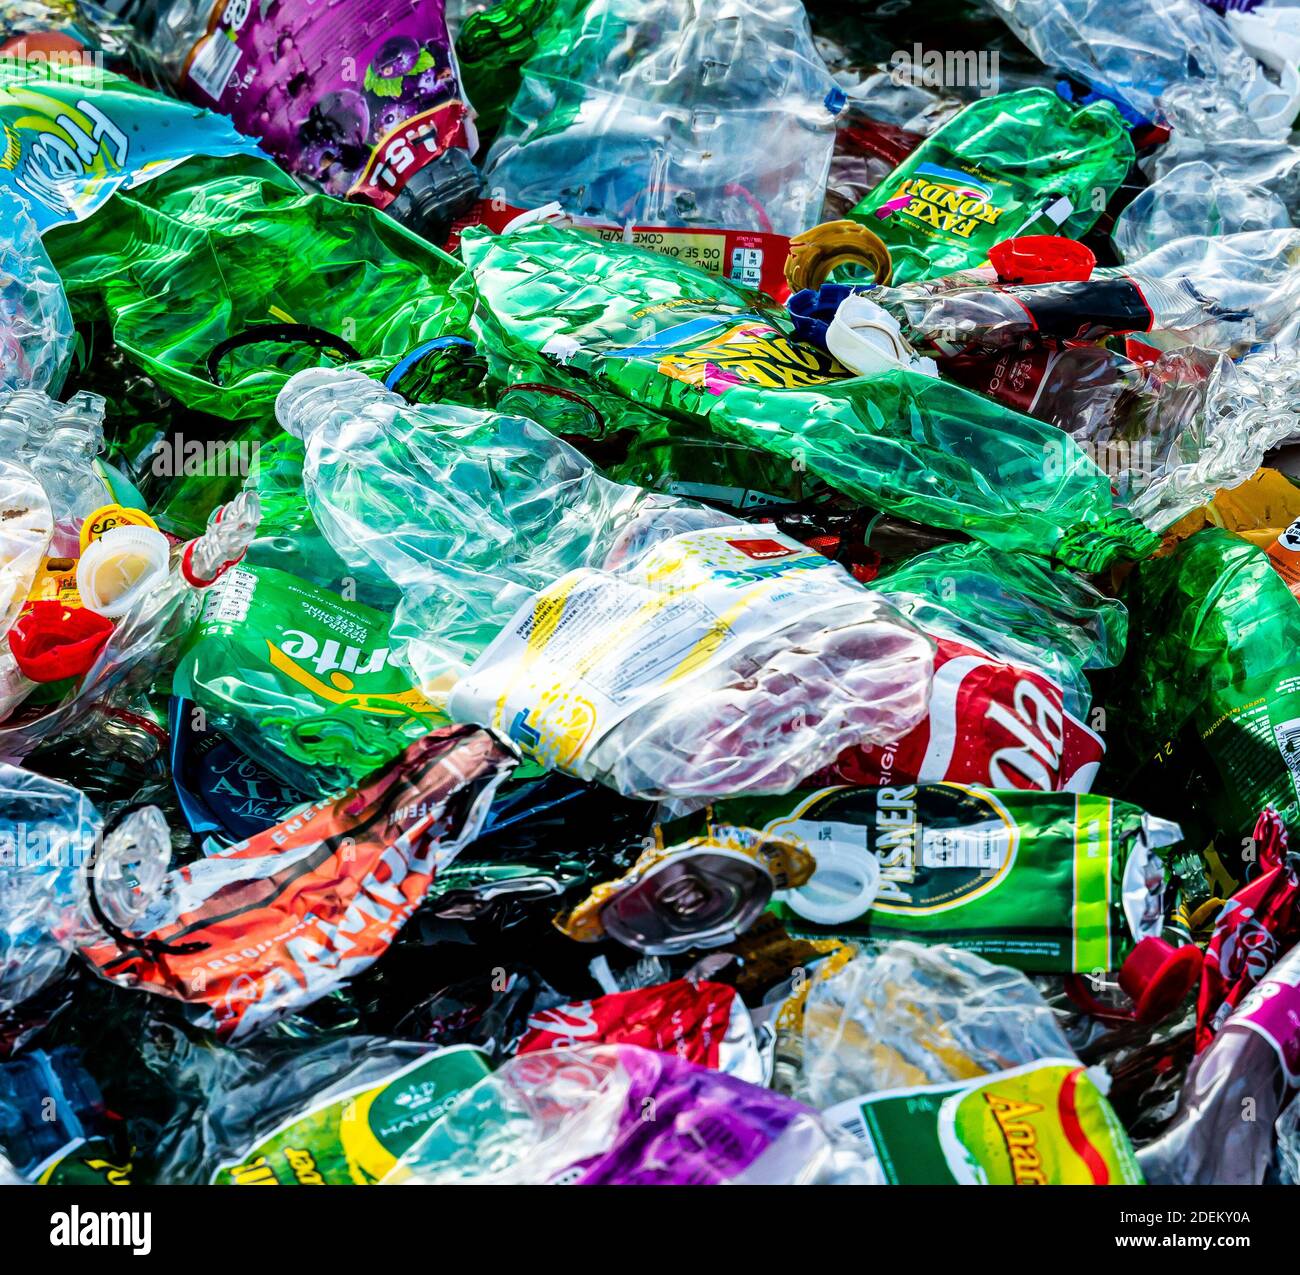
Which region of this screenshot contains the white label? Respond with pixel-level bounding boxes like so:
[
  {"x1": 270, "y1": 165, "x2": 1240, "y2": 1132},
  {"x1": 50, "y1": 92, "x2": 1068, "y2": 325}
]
[
  {"x1": 187, "y1": 32, "x2": 241, "y2": 101},
  {"x1": 448, "y1": 523, "x2": 865, "y2": 771},
  {"x1": 203, "y1": 565, "x2": 256, "y2": 624},
  {"x1": 919, "y1": 820, "x2": 1009, "y2": 870}
]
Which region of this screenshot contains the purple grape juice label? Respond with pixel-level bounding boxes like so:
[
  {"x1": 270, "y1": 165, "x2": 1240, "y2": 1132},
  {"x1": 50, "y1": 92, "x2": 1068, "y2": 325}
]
[{"x1": 179, "y1": 0, "x2": 473, "y2": 209}]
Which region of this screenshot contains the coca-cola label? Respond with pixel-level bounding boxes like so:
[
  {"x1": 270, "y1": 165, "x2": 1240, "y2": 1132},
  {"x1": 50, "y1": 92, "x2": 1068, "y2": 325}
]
[
  {"x1": 829, "y1": 637, "x2": 1103, "y2": 792},
  {"x1": 516, "y1": 980, "x2": 753, "y2": 1075}
]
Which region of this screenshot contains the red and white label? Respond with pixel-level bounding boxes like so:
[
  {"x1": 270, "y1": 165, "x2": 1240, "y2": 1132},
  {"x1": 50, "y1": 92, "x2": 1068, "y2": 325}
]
[
  {"x1": 516, "y1": 980, "x2": 752, "y2": 1073},
  {"x1": 825, "y1": 636, "x2": 1104, "y2": 793}
]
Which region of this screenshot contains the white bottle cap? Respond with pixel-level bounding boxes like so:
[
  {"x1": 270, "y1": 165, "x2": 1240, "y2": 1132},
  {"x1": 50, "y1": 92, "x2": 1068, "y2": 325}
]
[
  {"x1": 826, "y1": 293, "x2": 939, "y2": 379},
  {"x1": 76, "y1": 524, "x2": 171, "y2": 619},
  {"x1": 777, "y1": 841, "x2": 881, "y2": 927}
]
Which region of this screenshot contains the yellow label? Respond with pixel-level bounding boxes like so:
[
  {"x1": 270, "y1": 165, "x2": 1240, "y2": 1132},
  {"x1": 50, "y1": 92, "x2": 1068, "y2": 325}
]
[
  {"x1": 27, "y1": 556, "x2": 80, "y2": 607},
  {"x1": 79, "y1": 503, "x2": 159, "y2": 554},
  {"x1": 593, "y1": 227, "x2": 727, "y2": 275}
]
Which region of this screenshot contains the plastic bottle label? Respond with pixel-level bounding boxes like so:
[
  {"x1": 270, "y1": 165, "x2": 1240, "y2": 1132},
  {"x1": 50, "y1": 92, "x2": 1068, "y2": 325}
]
[{"x1": 448, "y1": 523, "x2": 866, "y2": 771}]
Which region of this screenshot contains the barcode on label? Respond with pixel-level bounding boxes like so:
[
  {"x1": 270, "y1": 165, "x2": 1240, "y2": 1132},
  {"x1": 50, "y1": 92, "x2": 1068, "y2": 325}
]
[{"x1": 188, "y1": 32, "x2": 240, "y2": 101}]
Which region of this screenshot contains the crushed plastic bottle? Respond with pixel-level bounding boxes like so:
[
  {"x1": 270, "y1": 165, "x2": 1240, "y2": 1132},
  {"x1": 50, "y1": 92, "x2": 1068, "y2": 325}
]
[
  {"x1": 3, "y1": 0, "x2": 1300, "y2": 1207},
  {"x1": 481, "y1": 0, "x2": 842, "y2": 238},
  {"x1": 276, "y1": 366, "x2": 935, "y2": 798}
]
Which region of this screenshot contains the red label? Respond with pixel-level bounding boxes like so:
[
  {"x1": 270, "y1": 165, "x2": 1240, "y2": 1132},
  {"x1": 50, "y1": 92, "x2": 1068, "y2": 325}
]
[
  {"x1": 825, "y1": 635, "x2": 1104, "y2": 792},
  {"x1": 516, "y1": 980, "x2": 737, "y2": 1069},
  {"x1": 349, "y1": 102, "x2": 468, "y2": 209},
  {"x1": 445, "y1": 201, "x2": 792, "y2": 300},
  {"x1": 726, "y1": 538, "x2": 797, "y2": 560},
  {"x1": 940, "y1": 346, "x2": 1054, "y2": 415}
]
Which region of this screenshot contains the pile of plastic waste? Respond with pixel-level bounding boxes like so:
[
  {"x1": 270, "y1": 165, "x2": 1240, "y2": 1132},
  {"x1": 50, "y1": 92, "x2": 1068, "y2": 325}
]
[{"x1": 3, "y1": 0, "x2": 1300, "y2": 1193}]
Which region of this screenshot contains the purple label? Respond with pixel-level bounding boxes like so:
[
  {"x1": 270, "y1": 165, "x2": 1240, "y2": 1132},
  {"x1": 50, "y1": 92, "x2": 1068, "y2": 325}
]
[
  {"x1": 1233, "y1": 952, "x2": 1300, "y2": 1086},
  {"x1": 569, "y1": 1049, "x2": 810, "y2": 1185},
  {"x1": 179, "y1": 0, "x2": 471, "y2": 207}
]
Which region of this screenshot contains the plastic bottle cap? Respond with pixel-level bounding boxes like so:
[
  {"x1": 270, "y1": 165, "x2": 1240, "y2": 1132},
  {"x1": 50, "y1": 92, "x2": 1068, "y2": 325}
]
[
  {"x1": 784, "y1": 219, "x2": 892, "y2": 292},
  {"x1": 778, "y1": 841, "x2": 880, "y2": 927},
  {"x1": 1118, "y1": 936, "x2": 1203, "y2": 1026},
  {"x1": 826, "y1": 293, "x2": 939, "y2": 379},
  {"x1": 988, "y1": 236, "x2": 1096, "y2": 285},
  {"x1": 75, "y1": 524, "x2": 171, "y2": 619}
]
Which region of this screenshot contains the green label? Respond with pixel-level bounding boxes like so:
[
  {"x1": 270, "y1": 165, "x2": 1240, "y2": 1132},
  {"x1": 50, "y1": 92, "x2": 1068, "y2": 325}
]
[
  {"x1": 1195, "y1": 666, "x2": 1300, "y2": 845},
  {"x1": 174, "y1": 562, "x2": 447, "y2": 778},
  {"x1": 212, "y1": 1046, "x2": 491, "y2": 1185},
  {"x1": 682, "y1": 784, "x2": 1151, "y2": 971},
  {"x1": 837, "y1": 1060, "x2": 1144, "y2": 1185},
  {"x1": 849, "y1": 90, "x2": 1132, "y2": 283},
  {"x1": 37, "y1": 1138, "x2": 132, "y2": 1186}
]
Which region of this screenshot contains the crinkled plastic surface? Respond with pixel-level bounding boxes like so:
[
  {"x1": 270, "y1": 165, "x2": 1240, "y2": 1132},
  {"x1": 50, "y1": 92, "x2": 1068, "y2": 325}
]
[
  {"x1": 0, "y1": 765, "x2": 101, "y2": 1014},
  {"x1": 986, "y1": 0, "x2": 1271, "y2": 134},
  {"x1": 873, "y1": 540, "x2": 1127, "y2": 720},
  {"x1": 6, "y1": 0, "x2": 1300, "y2": 1194},
  {"x1": 482, "y1": 0, "x2": 841, "y2": 237},
  {"x1": 278, "y1": 367, "x2": 934, "y2": 799},
  {"x1": 459, "y1": 222, "x2": 1158, "y2": 571},
  {"x1": 0, "y1": 457, "x2": 52, "y2": 644},
  {"x1": 1123, "y1": 345, "x2": 1300, "y2": 531},
  {"x1": 46, "y1": 156, "x2": 470, "y2": 421},
  {"x1": 0, "y1": 193, "x2": 73, "y2": 396},
  {"x1": 796, "y1": 942, "x2": 1077, "y2": 1107},
  {"x1": 1115, "y1": 229, "x2": 1300, "y2": 352},
  {"x1": 388, "y1": 1043, "x2": 868, "y2": 1184},
  {"x1": 1113, "y1": 162, "x2": 1293, "y2": 258}
]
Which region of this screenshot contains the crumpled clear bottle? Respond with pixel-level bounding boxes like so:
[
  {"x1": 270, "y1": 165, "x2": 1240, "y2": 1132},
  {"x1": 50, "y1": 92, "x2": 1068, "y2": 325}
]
[
  {"x1": 276, "y1": 367, "x2": 935, "y2": 799},
  {"x1": 0, "y1": 765, "x2": 102, "y2": 1014},
  {"x1": 0, "y1": 191, "x2": 72, "y2": 396},
  {"x1": 794, "y1": 941, "x2": 1078, "y2": 1108},
  {"x1": 480, "y1": 0, "x2": 843, "y2": 237},
  {"x1": 30, "y1": 397, "x2": 108, "y2": 555},
  {"x1": 986, "y1": 0, "x2": 1281, "y2": 136}
]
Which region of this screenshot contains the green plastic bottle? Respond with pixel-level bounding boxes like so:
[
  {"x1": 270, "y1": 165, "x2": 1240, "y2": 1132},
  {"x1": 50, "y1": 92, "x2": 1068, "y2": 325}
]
[
  {"x1": 1102, "y1": 528, "x2": 1300, "y2": 879},
  {"x1": 459, "y1": 222, "x2": 1158, "y2": 570},
  {"x1": 45, "y1": 155, "x2": 472, "y2": 424},
  {"x1": 171, "y1": 562, "x2": 447, "y2": 793},
  {"x1": 850, "y1": 88, "x2": 1134, "y2": 283}
]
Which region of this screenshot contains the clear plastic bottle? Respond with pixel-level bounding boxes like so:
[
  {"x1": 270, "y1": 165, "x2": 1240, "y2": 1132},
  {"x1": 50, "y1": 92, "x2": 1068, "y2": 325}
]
[
  {"x1": 275, "y1": 366, "x2": 730, "y2": 692},
  {"x1": 0, "y1": 389, "x2": 56, "y2": 457},
  {"x1": 31, "y1": 420, "x2": 107, "y2": 555},
  {"x1": 275, "y1": 368, "x2": 935, "y2": 799}
]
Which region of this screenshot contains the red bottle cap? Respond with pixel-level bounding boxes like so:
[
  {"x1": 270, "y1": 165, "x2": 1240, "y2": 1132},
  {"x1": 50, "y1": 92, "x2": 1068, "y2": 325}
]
[
  {"x1": 7, "y1": 600, "x2": 114, "y2": 682},
  {"x1": 1118, "y1": 937, "x2": 1204, "y2": 1025},
  {"x1": 988, "y1": 236, "x2": 1096, "y2": 285}
]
